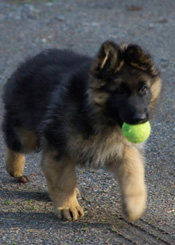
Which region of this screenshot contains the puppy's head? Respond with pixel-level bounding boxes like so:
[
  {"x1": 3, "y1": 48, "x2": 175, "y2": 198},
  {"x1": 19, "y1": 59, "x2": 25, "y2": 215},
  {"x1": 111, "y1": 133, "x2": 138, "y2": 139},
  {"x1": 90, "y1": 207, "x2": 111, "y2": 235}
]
[{"x1": 90, "y1": 41, "x2": 162, "y2": 125}]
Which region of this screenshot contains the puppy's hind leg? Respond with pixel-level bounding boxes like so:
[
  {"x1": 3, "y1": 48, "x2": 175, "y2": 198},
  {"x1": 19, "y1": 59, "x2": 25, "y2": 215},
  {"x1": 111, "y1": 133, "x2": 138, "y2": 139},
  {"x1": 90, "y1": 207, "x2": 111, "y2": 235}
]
[
  {"x1": 41, "y1": 151, "x2": 84, "y2": 221},
  {"x1": 5, "y1": 148, "x2": 29, "y2": 183},
  {"x1": 4, "y1": 129, "x2": 39, "y2": 183}
]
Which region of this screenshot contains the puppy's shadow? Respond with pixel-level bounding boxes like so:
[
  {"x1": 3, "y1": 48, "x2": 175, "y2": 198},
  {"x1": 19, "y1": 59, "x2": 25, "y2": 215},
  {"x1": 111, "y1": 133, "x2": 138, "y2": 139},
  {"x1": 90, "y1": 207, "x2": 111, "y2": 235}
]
[
  {"x1": 0, "y1": 210, "x2": 122, "y2": 231},
  {"x1": 0, "y1": 187, "x2": 50, "y2": 202}
]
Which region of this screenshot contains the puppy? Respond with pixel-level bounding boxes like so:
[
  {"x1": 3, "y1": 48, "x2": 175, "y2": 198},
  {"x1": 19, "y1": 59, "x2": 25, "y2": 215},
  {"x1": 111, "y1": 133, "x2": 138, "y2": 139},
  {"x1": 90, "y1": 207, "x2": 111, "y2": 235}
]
[{"x1": 2, "y1": 41, "x2": 162, "y2": 221}]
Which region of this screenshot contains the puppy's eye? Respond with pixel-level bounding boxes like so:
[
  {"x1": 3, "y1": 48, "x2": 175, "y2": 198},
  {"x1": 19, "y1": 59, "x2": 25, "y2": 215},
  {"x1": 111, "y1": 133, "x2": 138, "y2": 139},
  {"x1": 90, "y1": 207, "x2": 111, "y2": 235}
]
[{"x1": 139, "y1": 85, "x2": 148, "y2": 95}]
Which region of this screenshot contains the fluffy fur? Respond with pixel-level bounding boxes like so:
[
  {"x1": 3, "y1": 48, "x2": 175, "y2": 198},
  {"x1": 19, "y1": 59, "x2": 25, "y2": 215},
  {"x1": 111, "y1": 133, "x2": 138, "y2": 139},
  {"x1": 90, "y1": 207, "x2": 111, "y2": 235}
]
[{"x1": 2, "y1": 41, "x2": 162, "y2": 221}]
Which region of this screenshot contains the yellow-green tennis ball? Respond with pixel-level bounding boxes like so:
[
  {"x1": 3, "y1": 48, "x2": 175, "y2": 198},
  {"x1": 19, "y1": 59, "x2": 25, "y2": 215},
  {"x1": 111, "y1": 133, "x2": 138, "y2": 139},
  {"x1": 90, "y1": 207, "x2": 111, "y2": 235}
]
[{"x1": 122, "y1": 121, "x2": 151, "y2": 143}]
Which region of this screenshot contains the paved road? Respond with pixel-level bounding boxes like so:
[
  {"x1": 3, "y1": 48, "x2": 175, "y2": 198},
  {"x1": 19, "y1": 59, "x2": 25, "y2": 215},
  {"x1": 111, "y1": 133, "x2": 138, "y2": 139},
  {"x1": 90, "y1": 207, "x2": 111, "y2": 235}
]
[{"x1": 0, "y1": 0, "x2": 174, "y2": 244}]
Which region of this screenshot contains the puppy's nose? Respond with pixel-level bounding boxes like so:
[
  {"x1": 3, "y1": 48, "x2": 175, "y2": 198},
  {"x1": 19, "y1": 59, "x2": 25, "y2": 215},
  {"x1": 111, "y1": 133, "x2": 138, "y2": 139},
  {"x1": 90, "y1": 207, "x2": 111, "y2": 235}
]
[{"x1": 133, "y1": 113, "x2": 147, "y2": 124}]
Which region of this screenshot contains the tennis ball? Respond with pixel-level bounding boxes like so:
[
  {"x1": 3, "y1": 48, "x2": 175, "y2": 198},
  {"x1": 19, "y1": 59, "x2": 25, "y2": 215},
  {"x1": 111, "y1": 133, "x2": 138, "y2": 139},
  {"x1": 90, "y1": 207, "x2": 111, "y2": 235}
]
[{"x1": 122, "y1": 121, "x2": 151, "y2": 143}]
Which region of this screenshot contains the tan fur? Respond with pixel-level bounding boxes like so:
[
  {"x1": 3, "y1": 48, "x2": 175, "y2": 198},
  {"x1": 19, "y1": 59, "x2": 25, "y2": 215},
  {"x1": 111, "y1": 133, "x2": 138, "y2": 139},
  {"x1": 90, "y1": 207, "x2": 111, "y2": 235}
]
[
  {"x1": 114, "y1": 60, "x2": 124, "y2": 73},
  {"x1": 5, "y1": 148, "x2": 25, "y2": 178},
  {"x1": 130, "y1": 62, "x2": 148, "y2": 72},
  {"x1": 90, "y1": 90, "x2": 109, "y2": 106},
  {"x1": 67, "y1": 126, "x2": 147, "y2": 221},
  {"x1": 67, "y1": 125, "x2": 125, "y2": 168},
  {"x1": 41, "y1": 151, "x2": 84, "y2": 221},
  {"x1": 100, "y1": 54, "x2": 108, "y2": 69},
  {"x1": 110, "y1": 145, "x2": 147, "y2": 221},
  {"x1": 150, "y1": 77, "x2": 162, "y2": 104}
]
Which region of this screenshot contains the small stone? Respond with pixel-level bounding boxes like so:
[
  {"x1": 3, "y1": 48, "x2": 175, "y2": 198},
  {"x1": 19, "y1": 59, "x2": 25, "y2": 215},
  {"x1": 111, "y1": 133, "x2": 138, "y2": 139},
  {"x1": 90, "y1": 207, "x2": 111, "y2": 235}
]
[{"x1": 126, "y1": 5, "x2": 142, "y2": 11}]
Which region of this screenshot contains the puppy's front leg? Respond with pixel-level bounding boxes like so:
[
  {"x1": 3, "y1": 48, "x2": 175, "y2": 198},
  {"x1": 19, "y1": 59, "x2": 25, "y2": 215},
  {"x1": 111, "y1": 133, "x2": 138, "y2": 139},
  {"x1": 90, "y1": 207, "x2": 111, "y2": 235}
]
[
  {"x1": 112, "y1": 146, "x2": 147, "y2": 221},
  {"x1": 41, "y1": 151, "x2": 84, "y2": 221}
]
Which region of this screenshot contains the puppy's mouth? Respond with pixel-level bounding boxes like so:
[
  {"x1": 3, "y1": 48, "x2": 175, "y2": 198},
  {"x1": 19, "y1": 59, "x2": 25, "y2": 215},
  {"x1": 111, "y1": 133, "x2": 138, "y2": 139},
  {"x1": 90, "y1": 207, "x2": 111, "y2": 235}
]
[{"x1": 119, "y1": 113, "x2": 149, "y2": 126}]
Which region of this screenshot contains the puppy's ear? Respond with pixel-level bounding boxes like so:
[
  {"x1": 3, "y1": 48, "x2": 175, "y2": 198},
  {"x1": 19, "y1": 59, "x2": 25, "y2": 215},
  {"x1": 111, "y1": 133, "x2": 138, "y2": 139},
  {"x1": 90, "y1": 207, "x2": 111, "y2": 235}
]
[
  {"x1": 124, "y1": 45, "x2": 159, "y2": 76},
  {"x1": 91, "y1": 41, "x2": 124, "y2": 80}
]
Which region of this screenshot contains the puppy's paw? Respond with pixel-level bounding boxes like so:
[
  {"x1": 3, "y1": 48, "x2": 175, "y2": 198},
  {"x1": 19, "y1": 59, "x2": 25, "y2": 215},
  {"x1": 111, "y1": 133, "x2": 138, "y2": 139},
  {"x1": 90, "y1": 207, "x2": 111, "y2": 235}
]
[
  {"x1": 122, "y1": 193, "x2": 147, "y2": 221},
  {"x1": 16, "y1": 175, "x2": 29, "y2": 183},
  {"x1": 54, "y1": 204, "x2": 84, "y2": 221}
]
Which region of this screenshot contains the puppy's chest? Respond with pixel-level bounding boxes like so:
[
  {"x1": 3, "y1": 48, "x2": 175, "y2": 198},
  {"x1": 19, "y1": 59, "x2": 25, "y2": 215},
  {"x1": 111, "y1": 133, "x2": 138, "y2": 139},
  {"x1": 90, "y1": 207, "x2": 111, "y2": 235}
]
[{"x1": 68, "y1": 129, "x2": 124, "y2": 168}]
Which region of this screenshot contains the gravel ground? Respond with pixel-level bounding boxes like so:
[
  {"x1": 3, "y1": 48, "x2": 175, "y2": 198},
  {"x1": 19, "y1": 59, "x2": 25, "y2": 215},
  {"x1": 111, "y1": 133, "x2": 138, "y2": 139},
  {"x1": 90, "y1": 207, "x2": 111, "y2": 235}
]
[{"x1": 0, "y1": 0, "x2": 174, "y2": 244}]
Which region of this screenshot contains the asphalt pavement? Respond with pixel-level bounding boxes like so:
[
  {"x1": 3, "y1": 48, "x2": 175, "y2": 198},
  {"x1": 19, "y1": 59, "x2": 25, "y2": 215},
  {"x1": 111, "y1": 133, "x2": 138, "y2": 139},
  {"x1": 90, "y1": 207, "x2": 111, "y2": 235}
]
[{"x1": 0, "y1": 0, "x2": 174, "y2": 244}]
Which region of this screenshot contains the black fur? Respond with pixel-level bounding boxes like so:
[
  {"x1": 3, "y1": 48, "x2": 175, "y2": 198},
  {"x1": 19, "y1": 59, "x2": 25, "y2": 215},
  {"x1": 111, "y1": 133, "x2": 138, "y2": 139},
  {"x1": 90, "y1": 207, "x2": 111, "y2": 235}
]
[{"x1": 3, "y1": 49, "x2": 94, "y2": 152}]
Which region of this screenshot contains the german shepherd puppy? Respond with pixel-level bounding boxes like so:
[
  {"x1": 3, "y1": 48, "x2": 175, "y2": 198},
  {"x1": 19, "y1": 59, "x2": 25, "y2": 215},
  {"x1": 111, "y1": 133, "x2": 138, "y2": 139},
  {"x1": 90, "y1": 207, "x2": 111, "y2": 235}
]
[{"x1": 2, "y1": 41, "x2": 161, "y2": 221}]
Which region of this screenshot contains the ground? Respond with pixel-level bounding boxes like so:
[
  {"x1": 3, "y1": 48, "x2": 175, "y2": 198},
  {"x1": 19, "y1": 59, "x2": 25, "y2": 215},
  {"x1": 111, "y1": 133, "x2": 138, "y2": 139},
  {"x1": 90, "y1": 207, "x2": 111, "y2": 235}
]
[{"x1": 0, "y1": 0, "x2": 174, "y2": 244}]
